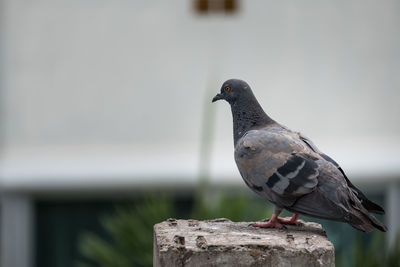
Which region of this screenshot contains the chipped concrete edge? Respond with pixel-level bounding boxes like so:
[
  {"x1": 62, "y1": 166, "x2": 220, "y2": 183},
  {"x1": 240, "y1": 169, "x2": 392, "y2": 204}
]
[{"x1": 154, "y1": 218, "x2": 335, "y2": 267}]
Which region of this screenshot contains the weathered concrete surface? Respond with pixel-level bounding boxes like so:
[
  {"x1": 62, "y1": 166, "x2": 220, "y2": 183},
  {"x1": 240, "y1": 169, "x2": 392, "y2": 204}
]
[{"x1": 154, "y1": 218, "x2": 334, "y2": 267}]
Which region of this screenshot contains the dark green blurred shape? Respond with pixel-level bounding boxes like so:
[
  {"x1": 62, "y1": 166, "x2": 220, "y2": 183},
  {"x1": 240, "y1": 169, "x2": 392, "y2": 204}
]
[
  {"x1": 351, "y1": 231, "x2": 400, "y2": 267},
  {"x1": 77, "y1": 197, "x2": 175, "y2": 267},
  {"x1": 35, "y1": 201, "x2": 116, "y2": 267}
]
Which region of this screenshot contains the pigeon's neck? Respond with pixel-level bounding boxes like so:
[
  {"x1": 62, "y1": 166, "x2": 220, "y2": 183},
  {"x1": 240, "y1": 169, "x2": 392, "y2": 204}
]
[{"x1": 231, "y1": 97, "x2": 274, "y2": 146}]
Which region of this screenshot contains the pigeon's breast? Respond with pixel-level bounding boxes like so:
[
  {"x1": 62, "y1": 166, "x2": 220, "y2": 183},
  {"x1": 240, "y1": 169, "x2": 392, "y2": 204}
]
[
  {"x1": 234, "y1": 129, "x2": 300, "y2": 200},
  {"x1": 234, "y1": 129, "x2": 300, "y2": 161}
]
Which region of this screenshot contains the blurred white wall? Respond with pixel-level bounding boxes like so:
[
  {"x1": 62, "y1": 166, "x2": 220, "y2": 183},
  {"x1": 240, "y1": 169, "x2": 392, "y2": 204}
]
[
  {"x1": 1, "y1": 1, "x2": 400, "y2": 265},
  {"x1": 0, "y1": 0, "x2": 399, "y2": 190}
]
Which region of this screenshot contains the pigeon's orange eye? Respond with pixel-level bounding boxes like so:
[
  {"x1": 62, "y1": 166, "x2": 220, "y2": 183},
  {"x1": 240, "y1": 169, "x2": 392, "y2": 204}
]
[{"x1": 225, "y1": 86, "x2": 231, "y2": 92}]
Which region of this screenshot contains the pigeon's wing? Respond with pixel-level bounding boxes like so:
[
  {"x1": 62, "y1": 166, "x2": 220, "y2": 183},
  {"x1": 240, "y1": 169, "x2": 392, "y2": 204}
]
[
  {"x1": 298, "y1": 132, "x2": 385, "y2": 214},
  {"x1": 286, "y1": 160, "x2": 354, "y2": 221},
  {"x1": 234, "y1": 129, "x2": 319, "y2": 207},
  {"x1": 288, "y1": 161, "x2": 387, "y2": 232}
]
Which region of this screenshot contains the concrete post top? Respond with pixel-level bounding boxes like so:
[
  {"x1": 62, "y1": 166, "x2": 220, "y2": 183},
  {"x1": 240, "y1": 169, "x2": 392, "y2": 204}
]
[{"x1": 154, "y1": 218, "x2": 335, "y2": 267}]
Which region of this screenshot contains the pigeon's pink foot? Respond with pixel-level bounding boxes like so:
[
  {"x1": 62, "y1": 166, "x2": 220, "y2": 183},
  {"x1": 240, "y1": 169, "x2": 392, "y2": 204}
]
[
  {"x1": 277, "y1": 213, "x2": 299, "y2": 225},
  {"x1": 249, "y1": 212, "x2": 285, "y2": 229},
  {"x1": 250, "y1": 219, "x2": 284, "y2": 229}
]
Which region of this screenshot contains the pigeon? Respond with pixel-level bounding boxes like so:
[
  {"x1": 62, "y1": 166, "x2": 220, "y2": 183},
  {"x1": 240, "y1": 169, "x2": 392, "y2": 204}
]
[{"x1": 212, "y1": 79, "x2": 387, "y2": 232}]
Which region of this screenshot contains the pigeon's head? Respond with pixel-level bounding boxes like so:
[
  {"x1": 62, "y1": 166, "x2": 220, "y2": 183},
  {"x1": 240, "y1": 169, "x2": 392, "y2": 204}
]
[{"x1": 212, "y1": 79, "x2": 252, "y2": 105}]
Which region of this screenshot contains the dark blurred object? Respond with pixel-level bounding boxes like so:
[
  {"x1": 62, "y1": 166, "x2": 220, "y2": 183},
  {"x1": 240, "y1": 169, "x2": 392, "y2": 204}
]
[
  {"x1": 194, "y1": 0, "x2": 238, "y2": 14},
  {"x1": 77, "y1": 197, "x2": 175, "y2": 267},
  {"x1": 351, "y1": 231, "x2": 400, "y2": 267}
]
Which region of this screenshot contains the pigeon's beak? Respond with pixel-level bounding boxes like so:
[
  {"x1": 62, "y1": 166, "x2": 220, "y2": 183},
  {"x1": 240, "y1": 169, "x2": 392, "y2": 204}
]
[{"x1": 212, "y1": 93, "x2": 224, "y2": 103}]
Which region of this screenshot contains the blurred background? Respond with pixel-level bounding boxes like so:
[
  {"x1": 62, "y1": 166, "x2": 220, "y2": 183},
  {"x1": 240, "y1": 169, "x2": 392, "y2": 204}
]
[{"x1": 0, "y1": 0, "x2": 400, "y2": 266}]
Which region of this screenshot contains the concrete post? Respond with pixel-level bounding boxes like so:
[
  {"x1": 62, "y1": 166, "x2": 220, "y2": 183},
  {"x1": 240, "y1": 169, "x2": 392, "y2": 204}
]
[{"x1": 154, "y1": 218, "x2": 335, "y2": 267}]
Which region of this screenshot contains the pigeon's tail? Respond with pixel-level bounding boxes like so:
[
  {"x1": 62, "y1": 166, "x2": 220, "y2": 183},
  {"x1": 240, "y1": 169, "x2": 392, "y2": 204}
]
[
  {"x1": 362, "y1": 198, "x2": 385, "y2": 215},
  {"x1": 343, "y1": 176, "x2": 385, "y2": 215},
  {"x1": 348, "y1": 206, "x2": 387, "y2": 233}
]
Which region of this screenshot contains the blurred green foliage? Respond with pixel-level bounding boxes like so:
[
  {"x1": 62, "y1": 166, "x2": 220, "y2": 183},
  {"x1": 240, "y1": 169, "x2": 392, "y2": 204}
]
[
  {"x1": 77, "y1": 197, "x2": 175, "y2": 267},
  {"x1": 191, "y1": 192, "x2": 272, "y2": 222},
  {"x1": 77, "y1": 193, "x2": 399, "y2": 267}
]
